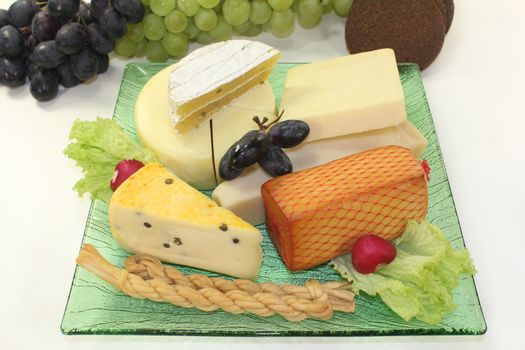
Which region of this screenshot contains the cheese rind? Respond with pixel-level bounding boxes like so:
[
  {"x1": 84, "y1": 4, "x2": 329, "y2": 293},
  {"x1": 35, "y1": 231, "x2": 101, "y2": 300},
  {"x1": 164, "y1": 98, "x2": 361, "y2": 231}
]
[
  {"x1": 212, "y1": 121, "x2": 427, "y2": 225},
  {"x1": 168, "y1": 40, "x2": 280, "y2": 132},
  {"x1": 135, "y1": 65, "x2": 277, "y2": 189},
  {"x1": 261, "y1": 146, "x2": 428, "y2": 271},
  {"x1": 109, "y1": 163, "x2": 263, "y2": 279},
  {"x1": 279, "y1": 49, "x2": 406, "y2": 142}
]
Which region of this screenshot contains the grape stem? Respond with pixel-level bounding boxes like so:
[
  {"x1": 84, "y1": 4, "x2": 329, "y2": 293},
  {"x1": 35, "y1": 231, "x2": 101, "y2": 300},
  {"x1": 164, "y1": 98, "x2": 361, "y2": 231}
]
[{"x1": 252, "y1": 109, "x2": 285, "y2": 131}]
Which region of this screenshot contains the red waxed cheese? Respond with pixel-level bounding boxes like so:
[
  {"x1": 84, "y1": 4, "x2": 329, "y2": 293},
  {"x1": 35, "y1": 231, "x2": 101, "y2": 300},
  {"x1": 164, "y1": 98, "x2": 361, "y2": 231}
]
[{"x1": 261, "y1": 145, "x2": 428, "y2": 271}]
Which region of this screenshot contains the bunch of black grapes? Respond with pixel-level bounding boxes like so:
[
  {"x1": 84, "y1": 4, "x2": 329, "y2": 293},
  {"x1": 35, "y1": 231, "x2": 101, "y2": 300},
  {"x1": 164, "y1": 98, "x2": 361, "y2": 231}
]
[{"x1": 0, "y1": 0, "x2": 144, "y2": 101}]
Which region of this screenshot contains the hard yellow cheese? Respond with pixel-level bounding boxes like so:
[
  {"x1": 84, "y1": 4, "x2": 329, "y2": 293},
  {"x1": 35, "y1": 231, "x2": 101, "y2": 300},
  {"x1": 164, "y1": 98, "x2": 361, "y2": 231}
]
[
  {"x1": 168, "y1": 40, "x2": 280, "y2": 133},
  {"x1": 109, "y1": 163, "x2": 263, "y2": 279},
  {"x1": 135, "y1": 65, "x2": 277, "y2": 190},
  {"x1": 280, "y1": 49, "x2": 406, "y2": 142}
]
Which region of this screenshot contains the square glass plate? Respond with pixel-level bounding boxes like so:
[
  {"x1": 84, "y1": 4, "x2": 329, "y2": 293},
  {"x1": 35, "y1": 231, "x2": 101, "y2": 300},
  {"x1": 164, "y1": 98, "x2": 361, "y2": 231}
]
[{"x1": 61, "y1": 63, "x2": 486, "y2": 336}]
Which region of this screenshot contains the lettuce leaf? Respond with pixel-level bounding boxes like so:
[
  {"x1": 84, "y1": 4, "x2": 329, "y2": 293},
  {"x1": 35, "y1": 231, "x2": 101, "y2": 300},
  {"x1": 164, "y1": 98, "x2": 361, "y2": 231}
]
[
  {"x1": 331, "y1": 220, "x2": 476, "y2": 325},
  {"x1": 64, "y1": 118, "x2": 158, "y2": 203}
]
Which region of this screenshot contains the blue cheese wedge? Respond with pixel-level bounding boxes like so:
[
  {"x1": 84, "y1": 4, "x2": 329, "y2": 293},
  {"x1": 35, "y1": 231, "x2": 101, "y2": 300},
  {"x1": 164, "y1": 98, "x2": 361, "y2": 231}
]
[
  {"x1": 168, "y1": 40, "x2": 280, "y2": 133},
  {"x1": 109, "y1": 163, "x2": 263, "y2": 279}
]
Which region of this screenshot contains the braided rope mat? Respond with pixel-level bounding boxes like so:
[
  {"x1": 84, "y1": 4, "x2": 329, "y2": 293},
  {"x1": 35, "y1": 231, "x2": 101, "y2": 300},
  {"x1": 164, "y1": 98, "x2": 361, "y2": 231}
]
[{"x1": 77, "y1": 244, "x2": 356, "y2": 322}]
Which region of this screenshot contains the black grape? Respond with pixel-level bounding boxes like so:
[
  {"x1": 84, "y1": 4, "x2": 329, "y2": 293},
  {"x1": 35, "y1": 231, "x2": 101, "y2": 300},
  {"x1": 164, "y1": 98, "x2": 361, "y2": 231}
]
[
  {"x1": 0, "y1": 25, "x2": 25, "y2": 58},
  {"x1": 86, "y1": 23, "x2": 115, "y2": 54},
  {"x1": 96, "y1": 53, "x2": 109, "y2": 74},
  {"x1": 30, "y1": 69, "x2": 59, "y2": 101},
  {"x1": 125, "y1": 3, "x2": 145, "y2": 24},
  {"x1": 258, "y1": 146, "x2": 293, "y2": 177},
  {"x1": 47, "y1": 0, "x2": 80, "y2": 22},
  {"x1": 268, "y1": 120, "x2": 310, "y2": 148},
  {"x1": 26, "y1": 34, "x2": 39, "y2": 48},
  {"x1": 229, "y1": 130, "x2": 271, "y2": 170},
  {"x1": 7, "y1": 0, "x2": 40, "y2": 28},
  {"x1": 70, "y1": 47, "x2": 98, "y2": 81},
  {"x1": 26, "y1": 60, "x2": 40, "y2": 78},
  {"x1": 219, "y1": 147, "x2": 243, "y2": 180},
  {"x1": 31, "y1": 12, "x2": 60, "y2": 42},
  {"x1": 113, "y1": 0, "x2": 143, "y2": 17},
  {"x1": 57, "y1": 58, "x2": 81, "y2": 87},
  {"x1": 77, "y1": 3, "x2": 94, "y2": 25},
  {"x1": 90, "y1": 0, "x2": 109, "y2": 20},
  {"x1": 0, "y1": 56, "x2": 26, "y2": 87},
  {"x1": 55, "y1": 22, "x2": 86, "y2": 55},
  {"x1": 30, "y1": 40, "x2": 65, "y2": 68},
  {"x1": 0, "y1": 9, "x2": 11, "y2": 27},
  {"x1": 98, "y1": 7, "x2": 127, "y2": 40}
]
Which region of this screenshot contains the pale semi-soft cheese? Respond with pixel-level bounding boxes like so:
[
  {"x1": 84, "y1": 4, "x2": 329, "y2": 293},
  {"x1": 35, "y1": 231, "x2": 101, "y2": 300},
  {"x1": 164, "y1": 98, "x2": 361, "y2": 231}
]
[
  {"x1": 212, "y1": 121, "x2": 427, "y2": 225},
  {"x1": 279, "y1": 49, "x2": 406, "y2": 142},
  {"x1": 135, "y1": 65, "x2": 277, "y2": 190},
  {"x1": 109, "y1": 163, "x2": 263, "y2": 279},
  {"x1": 168, "y1": 40, "x2": 280, "y2": 133}
]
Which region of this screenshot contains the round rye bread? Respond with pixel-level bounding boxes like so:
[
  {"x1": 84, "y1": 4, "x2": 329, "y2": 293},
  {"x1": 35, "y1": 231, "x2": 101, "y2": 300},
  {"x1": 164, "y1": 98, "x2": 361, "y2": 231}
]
[
  {"x1": 345, "y1": 0, "x2": 446, "y2": 70},
  {"x1": 433, "y1": 0, "x2": 455, "y2": 32}
]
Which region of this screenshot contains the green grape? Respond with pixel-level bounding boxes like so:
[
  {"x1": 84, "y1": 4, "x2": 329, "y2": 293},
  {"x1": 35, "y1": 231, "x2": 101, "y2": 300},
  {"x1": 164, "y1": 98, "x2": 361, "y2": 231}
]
[
  {"x1": 194, "y1": 8, "x2": 218, "y2": 31},
  {"x1": 184, "y1": 17, "x2": 201, "y2": 39},
  {"x1": 114, "y1": 36, "x2": 137, "y2": 57},
  {"x1": 222, "y1": 0, "x2": 251, "y2": 26},
  {"x1": 262, "y1": 18, "x2": 272, "y2": 32},
  {"x1": 127, "y1": 23, "x2": 145, "y2": 43},
  {"x1": 147, "y1": 40, "x2": 170, "y2": 62},
  {"x1": 250, "y1": 0, "x2": 272, "y2": 25},
  {"x1": 210, "y1": 15, "x2": 233, "y2": 41},
  {"x1": 143, "y1": 13, "x2": 166, "y2": 41},
  {"x1": 245, "y1": 24, "x2": 262, "y2": 37},
  {"x1": 268, "y1": 0, "x2": 292, "y2": 11},
  {"x1": 196, "y1": 31, "x2": 215, "y2": 45},
  {"x1": 321, "y1": 0, "x2": 333, "y2": 14},
  {"x1": 292, "y1": 0, "x2": 299, "y2": 11},
  {"x1": 163, "y1": 32, "x2": 189, "y2": 57},
  {"x1": 270, "y1": 9, "x2": 294, "y2": 38},
  {"x1": 177, "y1": 0, "x2": 200, "y2": 17},
  {"x1": 135, "y1": 39, "x2": 149, "y2": 57},
  {"x1": 142, "y1": 0, "x2": 151, "y2": 6},
  {"x1": 150, "y1": 0, "x2": 176, "y2": 16},
  {"x1": 165, "y1": 10, "x2": 188, "y2": 33},
  {"x1": 297, "y1": 0, "x2": 322, "y2": 29},
  {"x1": 234, "y1": 20, "x2": 251, "y2": 34},
  {"x1": 144, "y1": 5, "x2": 152, "y2": 15},
  {"x1": 333, "y1": 0, "x2": 353, "y2": 17},
  {"x1": 197, "y1": 0, "x2": 220, "y2": 9}
]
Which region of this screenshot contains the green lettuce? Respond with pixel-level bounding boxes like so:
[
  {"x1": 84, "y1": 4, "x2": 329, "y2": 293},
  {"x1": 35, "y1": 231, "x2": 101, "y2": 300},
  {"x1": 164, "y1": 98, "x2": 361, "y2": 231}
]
[
  {"x1": 331, "y1": 220, "x2": 476, "y2": 325},
  {"x1": 64, "y1": 118, "x2": 158, "y2": 203}
]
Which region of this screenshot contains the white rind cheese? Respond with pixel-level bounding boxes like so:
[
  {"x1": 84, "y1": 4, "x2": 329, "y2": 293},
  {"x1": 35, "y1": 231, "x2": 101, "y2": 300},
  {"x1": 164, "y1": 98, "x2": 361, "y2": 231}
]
[
  {"x1": 212, "y1": 121, "x2": 427, "y2": 225},
  {"x1": 135, "y1": 65, "x2": 277, "y2": 189},
  {"x1": 168, "y1": 40, "x2": 280, "y2": 132}
]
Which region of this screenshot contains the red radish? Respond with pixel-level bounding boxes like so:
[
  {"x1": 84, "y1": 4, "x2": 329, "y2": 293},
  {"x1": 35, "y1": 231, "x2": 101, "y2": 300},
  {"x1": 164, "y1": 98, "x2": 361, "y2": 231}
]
[
  {"x1": 351, "y1": 234, "x2": 397, "y2": 274},
  {"x1": 110, "y1": 160, "x2": 145, "y2": 191}
]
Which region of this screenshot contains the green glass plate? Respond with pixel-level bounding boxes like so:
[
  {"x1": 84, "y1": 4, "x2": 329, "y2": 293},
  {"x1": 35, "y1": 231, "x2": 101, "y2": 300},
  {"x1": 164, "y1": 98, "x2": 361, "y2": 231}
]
[{"x1": 61, "y1": 63, "x2": 486, "y2": 336}]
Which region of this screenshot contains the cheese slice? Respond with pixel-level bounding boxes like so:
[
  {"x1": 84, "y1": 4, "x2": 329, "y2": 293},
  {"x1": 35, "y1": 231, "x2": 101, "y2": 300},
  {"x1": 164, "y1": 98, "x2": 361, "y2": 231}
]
[
  {"x1": 212, "y1": 121, "x2": 427, "y2": 225},
  {"x1": 135, "y1": 65, "x2": 277, "y2": 190},
  {"x1": 168, "y1": 40, "x2": 280, "y2": 133},
  {"x1": 109, "y1": 163, "x2": 263, "y2": 279},
  {"x1": 279, "y1": 49, "x2": 406, "y2": 142}
]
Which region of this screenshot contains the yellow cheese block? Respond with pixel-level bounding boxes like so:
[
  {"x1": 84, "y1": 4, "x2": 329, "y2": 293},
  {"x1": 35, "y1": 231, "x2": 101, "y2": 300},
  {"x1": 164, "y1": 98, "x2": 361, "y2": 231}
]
[
  {"x1": 280, "y1": 49, "x2": 407, "y2": 142},
  {"x1": 135, "y1": 65, "x2": 277, "y2": 190},
  {"x1": 109, "y1": 163, "x2": 263, "y2": 279}
]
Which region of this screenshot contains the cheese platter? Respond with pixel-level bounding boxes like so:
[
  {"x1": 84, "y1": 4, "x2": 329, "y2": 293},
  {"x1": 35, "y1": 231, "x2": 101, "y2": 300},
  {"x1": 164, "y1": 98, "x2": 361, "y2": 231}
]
[{"x1": 61, "y1": 55, "x2": 486, "y2": 336}]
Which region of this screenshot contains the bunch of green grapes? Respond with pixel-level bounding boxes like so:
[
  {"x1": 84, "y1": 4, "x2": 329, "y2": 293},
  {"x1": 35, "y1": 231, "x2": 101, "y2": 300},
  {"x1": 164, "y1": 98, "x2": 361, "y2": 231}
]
[{"x1": 114, "y1": 0, "x2": 354, "y2": 62}]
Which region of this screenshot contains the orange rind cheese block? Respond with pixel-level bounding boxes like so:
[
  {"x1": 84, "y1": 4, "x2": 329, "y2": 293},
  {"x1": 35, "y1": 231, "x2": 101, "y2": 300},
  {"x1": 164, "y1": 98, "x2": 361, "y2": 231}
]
[{"x1": 261, "y1": 145, "x2": 428, "y2": 271}]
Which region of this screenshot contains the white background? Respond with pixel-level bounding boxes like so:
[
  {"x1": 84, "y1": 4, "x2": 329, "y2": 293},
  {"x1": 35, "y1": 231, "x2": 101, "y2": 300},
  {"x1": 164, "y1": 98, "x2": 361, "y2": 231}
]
[{"x1": 1, "y1": 0, "x2": 524, "y2": 349}]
